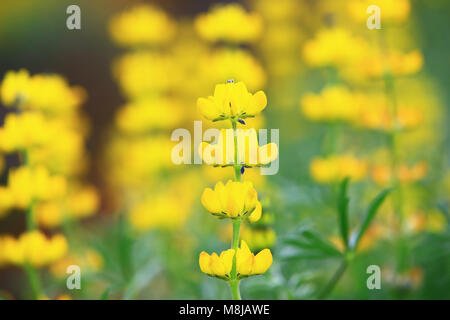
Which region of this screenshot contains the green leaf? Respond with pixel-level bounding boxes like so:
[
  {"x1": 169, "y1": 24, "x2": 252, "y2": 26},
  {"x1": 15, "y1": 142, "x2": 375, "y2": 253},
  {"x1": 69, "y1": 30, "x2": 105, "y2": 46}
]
[
  {"x1": 337, "y1": 177, "x2": 350, "y2": 249},
  {"x1": 282, "y1": 228, "x2": 343, "y2": 261},
  {"x1": 354, "y1": 188, "x2": 392, "y2": 250}
]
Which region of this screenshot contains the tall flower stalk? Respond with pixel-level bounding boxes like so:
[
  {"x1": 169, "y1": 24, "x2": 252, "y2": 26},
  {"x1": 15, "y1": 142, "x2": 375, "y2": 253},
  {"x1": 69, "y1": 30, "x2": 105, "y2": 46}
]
[{"x1": 197, "y1": 80, "x2": 278, "y2": 299}]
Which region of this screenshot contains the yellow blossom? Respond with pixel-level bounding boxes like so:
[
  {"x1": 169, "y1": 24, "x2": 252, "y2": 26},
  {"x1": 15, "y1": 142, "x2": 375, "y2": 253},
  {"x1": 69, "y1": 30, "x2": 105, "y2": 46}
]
[
  {"x1": 300, "y1": 86, "x2": 363, "y2": 122},
  {"x1": 201, "y1": 180, "x2": 261, "y2": 222},
  {"x1": 113, "y1": 51, "x2": 178, "y2": 98},
  {"x1": 0, "y1": 70, "x2": 84, "y2": 113},
  {"x1": 348, "y1": 0, "x2": 410, "y2": 23},
  {"x1": 310, "y1": 155, "x2": 368, "y2": 183},
  {"x1": 197, "y1": 81, "x2": 267, "y2": 121},
  {"x1": 0, "y1": 231, "x2": 67, "y2": 267},
  {"x1": 200, "y1": 49, "x2": 267, "y2": 92},
  {"x1": 195, "y1": 4, "x2": 262, "y2": 43},
  {"x1": 303, "y1": 28, "x2": 368, "y2": 67},
  {"x1": 109, "y1": 4, "x2": 176, "y2": 47},
  {"x1": 351, "y1": 50, "x2": 423, "y2": 79},
  {"x1": 115, "y1": 97, "x2": 185, "y2": 133},
  {"x1": 199, "y1": 240, "x2": 272, "y2": 279},
  {"x1": 6, "y1": 166, "x2": 67, "y2": 209}
]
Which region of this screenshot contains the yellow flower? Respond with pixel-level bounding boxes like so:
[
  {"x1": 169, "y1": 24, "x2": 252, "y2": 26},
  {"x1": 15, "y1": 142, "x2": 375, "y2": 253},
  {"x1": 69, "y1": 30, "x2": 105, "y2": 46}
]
[
  {"x1": 300, "y1": 86, "x2": 363, "y2": 123},
  {"x1": 199, "y1": 49, "x2": 267, "y2": 92},
  {"x1": 201, "y1": 180, "x2": 261, "y2": 222},
  {"x1": 199, "y1": 128, "x2": 278, "y2": 167},
  {"x1": 199, "y1": 240, "x2": 272, "y2": 279},
  {"x1": 6, "y1": 166, "x2": 67, "y2": 209},
  {"x1": 351, "y1": 50, "x2": 423, "y2": 79},
  {"x1": 0, "y1": 231, "x2": 67, "y2": 267},
  {"x1": 0, "y1": 70, "x2": 84, "y2": 113},
  {"x1": 371, "y1": 162, "x2": 427, "y2": 185},
  {"x1": 195, "y1": 4, "x2": 262, "y2": 43},
  {"x1": 0, "y1": 187, "x2": 13, "y2": 218},
  {"x1": 113, "y1": 51, "x2": 178, "y2": 98},
  {"x1": 348, "y1": 0, "x2": 410, "y2": 23},
  {"x1": 310, "y1": 155, "x2": 368, "y2": 183},
  {"x1": 0, "y1": 69, "x2": 30, "y2": 106},
  {"x1": 197, "y1": 81, "x2": 267, "y2": 121},
  {"x1": 50, "y1": 248, "x2": 103, "y2": 277},
  {"x1": 236, "y1": 240, "x2": 272, "y2": 277},
  {"x1": 0, "y1": 112, "x2": 52, "y2": 152},
  {"x1": 109, "y1": 4, "x2": 176, "y2": 47},
  {"x1": 239, "y1": 226, "x2": 276, "y2": 251},
  {"x1": 115, "y1": 97, "x2": 185, "y2": 133},
  {"x1": 199, "y1": 249, "x2": 235, "y2": 279},
  {"x1": 303, "y1": 28, "x2": 368, "y2": 67}
]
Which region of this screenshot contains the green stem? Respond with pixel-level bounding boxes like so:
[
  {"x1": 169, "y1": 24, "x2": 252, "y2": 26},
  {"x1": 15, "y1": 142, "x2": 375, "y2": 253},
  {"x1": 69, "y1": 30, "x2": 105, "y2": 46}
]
[
  {"x1": 229, "y1": 279, "x2": 241, "y2": 300},
  {"x1": 26, "y1": 201, "x2": 36, "y2": 231},
  {"x1": 229, "y1": 117, "x2": 242, "y2": 300},
  {"x1": 23, "y1": 263, "x2": 42, "y2": 299},
  {"x1": 317, "y1": 260, "x2": 347, "y2": 299}
]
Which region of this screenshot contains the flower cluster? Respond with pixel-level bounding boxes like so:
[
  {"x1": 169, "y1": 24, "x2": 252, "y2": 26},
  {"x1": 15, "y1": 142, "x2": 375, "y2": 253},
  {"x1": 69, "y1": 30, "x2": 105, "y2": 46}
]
[
  {"x1": 195, "y1": 4, "x2": 263, "y2": 44},
  {"x1": 197, "y1": 81, "x2": 277, "y2": 299},
  {"x1": 0, "y1": 69, "x2": 98, "y2": 298},
  {"x1": 0, "y1": 231, "x2": 67, "y2": 267},
  {"x1": 109, "y1": 4, "x2": 176, "y2": 47},
  {"x1": 199, "y1": 240, "x2": 272, "y2": 280}
]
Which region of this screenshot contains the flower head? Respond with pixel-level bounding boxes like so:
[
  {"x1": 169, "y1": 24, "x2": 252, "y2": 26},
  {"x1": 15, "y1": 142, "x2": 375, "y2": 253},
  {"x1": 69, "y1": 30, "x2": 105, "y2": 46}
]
[
  {"x1": 0, "y1": 231, "x2": 67, "y2": 267},
  {"x1": 201, "y1": 180, "x2": 262, "y2": 222},
  {"x1": 199, "y1": 240, "x2": 272, "y2": 280},
  {"x1": 109, "y1": 4, "x2": 176, "y2": 47},
  {"x1": 195, "y1": 4, "x2": 262, "y2": 44},
  {"x1": 197, "y1": 81, "x2": 267, "y2": 122}
]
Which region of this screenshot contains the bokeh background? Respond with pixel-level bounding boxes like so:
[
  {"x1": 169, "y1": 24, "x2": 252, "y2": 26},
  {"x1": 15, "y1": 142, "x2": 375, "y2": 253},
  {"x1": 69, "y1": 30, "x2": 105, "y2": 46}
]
[{"x1": 0, "y1": 0, "x2": 449, "y2": 299}]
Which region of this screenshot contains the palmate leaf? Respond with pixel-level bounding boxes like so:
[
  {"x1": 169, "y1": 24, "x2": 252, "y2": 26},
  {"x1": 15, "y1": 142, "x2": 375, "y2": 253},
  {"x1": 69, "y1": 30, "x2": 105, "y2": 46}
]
[
  {"x1": 337, "y1": 177, "x2": 350, "y2": 249},
  {"x1": 353, "y1": 188, "x2": 392, "y2": 250},
  {"x1": 282, "y1": 228, "x2": 343, "y2": 261}
]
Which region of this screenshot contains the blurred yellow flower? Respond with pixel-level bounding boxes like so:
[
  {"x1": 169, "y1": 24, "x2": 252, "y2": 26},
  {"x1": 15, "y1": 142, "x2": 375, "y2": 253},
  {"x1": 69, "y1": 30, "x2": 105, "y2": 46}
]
[
  {"x1": 201, "y1": 180, "x2": 261, "y2": 222},
  {"x1": 0, "y1": 231, "x2": 67, "y2": 267},
  {"x1": 109, "y1": 4, "x2": 176, "y2": 47},
  {"x1": 113, "y1": 51, "x2": 178, "y2": 98},
  {"x1": 359, "y1": 101, "x2": 423, "y2": 132},
  {"x1": 0, "y1": 70, "x2": 84, "y2": 113},
  {"x1": 371, "y1": 162, "x2": 427, "y2": 185},
  {"x1": 303, "y1": 28, "x2": 368, "y2": 67},
  {"x1": 50, "y1": 248, "x2": 103, "y2": 277},
  {"x1": 310, "y1": 155, "x2": 368, "y2": 183},
  {"x1": 300, "y1": 86, "x2": 363, "y2": 123},
  {"x1": 195, "y1": 4, "x2": 262, "y2": 43},
  {"x1": 200, "y1": 49, "x2": 267, "y2": 92},
  {"x1": 348, "y1": 0, "x2": 410, "y2": 23},
  {"x1": 0, "y1": 112, "x2": 51, "y2": 152},
  {"x1": 331, "y1": 224, "x2": 386, "y2": 252},
  {"x1": 197, "y1": 81, "x2": 267, "y2": 121},
  {"x1": 115, "y1": 97, "x2": 185, "y2": 133},
  {"x1": 352, "y1": 50, "x2": 423, "y2": 79},
  {"x1": 199, "y1": 240, "x2": 272, "y2": 279},
  {"x1": 6, "y1": 166, "x2": 67, "y2": 209},
  {"x1": 36, "y1": 185, "x2": 99, "y2": 228}
]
